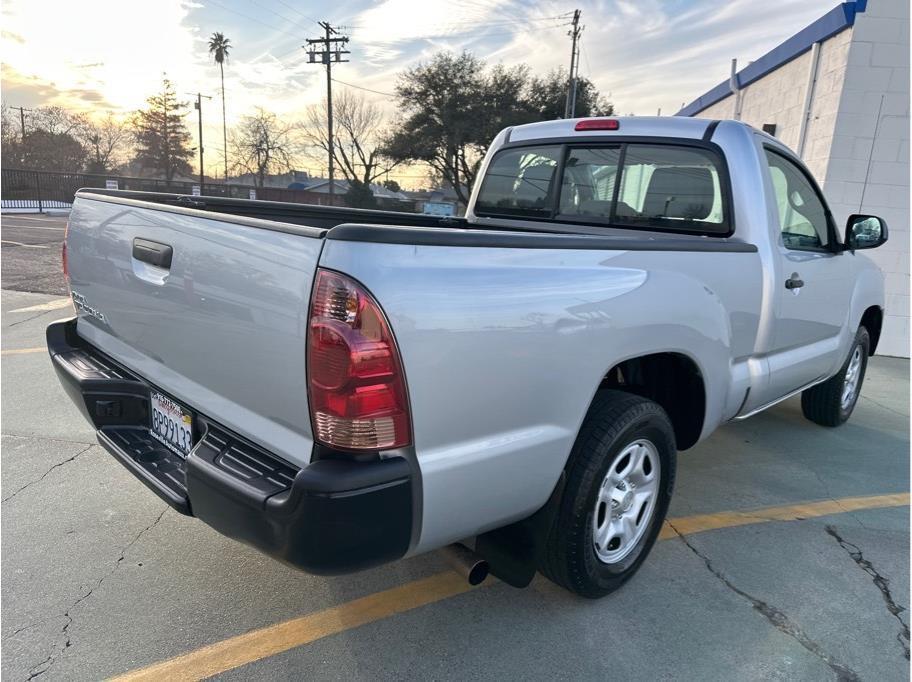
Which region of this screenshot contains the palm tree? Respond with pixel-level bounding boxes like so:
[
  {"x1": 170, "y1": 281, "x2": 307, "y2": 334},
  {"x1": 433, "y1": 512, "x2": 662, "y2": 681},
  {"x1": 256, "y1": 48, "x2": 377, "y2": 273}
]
[{"x1": 208, "y1": 32, "x2": 231, "y2": 181}]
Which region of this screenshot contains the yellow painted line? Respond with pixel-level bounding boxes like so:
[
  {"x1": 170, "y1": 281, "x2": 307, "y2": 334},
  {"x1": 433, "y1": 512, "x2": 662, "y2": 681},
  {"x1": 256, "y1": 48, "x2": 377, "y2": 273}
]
[
  {"x1": 1, "y1": 347, "x2": 46, "y2": 355},
  {"x1": 659, "y1": 492, "x2": 909, "y2": 540},
  {"x1": 113, "y1": 492, "x2": 909, "y2": 681},
  {"x1": 112, "y1": 571, "x2": 475, "y2": 681},
  {"x1": 10, "y1": 297, "x2": 72, "y2": 313}
]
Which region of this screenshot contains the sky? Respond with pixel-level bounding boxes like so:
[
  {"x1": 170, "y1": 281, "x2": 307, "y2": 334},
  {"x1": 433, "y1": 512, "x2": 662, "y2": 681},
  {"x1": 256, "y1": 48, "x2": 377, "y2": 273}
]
[{"x1": 1, "y1": 0, "x2": 839, "y2": 183}]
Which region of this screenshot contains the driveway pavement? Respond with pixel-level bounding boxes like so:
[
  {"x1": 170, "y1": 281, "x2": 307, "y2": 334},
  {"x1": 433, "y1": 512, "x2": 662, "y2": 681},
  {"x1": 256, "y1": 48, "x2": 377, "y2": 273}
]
[{"x1": 1, "y1": 283, "x2": 909, "y2": 679}]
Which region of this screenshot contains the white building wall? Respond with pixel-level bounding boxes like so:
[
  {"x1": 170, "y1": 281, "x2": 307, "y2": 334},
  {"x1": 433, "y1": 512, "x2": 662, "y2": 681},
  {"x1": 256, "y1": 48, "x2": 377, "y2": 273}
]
[
  {"x1": 824, "y1": 0, "x2": 909, "y2": 357},
  {"x1": 688, "y1": 0, "x2": 909, "y2": 357}
]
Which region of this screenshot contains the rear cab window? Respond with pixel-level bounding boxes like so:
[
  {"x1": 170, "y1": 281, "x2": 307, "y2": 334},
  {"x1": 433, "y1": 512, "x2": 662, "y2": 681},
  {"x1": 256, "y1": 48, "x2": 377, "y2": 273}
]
[
  {"x1": 473, "y1": 146, "x2": 561, "y2": 218},
  {"x1": 475, "y1": 141, "x2": 731, "y2": 236}
]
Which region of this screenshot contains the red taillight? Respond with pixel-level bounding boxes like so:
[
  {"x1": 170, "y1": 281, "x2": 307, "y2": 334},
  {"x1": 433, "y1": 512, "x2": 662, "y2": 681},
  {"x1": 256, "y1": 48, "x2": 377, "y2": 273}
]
[
  {"x1": 574, "y1": 119, "x2": 620, "y2": 131},
  {"x1": 62, "y1": 221, "x2": 69, "y2": 281},
  {"x1": 307, "y1": 269, "x2": 411, "y2": 451}
]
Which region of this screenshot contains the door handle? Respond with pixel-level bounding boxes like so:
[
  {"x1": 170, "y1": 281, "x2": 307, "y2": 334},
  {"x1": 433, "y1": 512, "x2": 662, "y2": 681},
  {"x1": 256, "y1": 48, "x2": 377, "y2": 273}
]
[
  {"x1": 784, "y1": 274, "x2": 804, "y2": 290},
  {"x1": 132, "y1": 238, "x2": 173, "y2": 269}
]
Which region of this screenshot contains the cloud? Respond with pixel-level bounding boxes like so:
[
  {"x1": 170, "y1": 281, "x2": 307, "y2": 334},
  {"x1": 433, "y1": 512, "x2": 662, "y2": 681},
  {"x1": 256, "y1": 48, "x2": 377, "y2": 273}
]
[
  {"x1": 0, "y1": 0, "x2": 840, "y2": 127},
  {"x1": 1, "y1": 64, "x2": 116, "y2": 110}
]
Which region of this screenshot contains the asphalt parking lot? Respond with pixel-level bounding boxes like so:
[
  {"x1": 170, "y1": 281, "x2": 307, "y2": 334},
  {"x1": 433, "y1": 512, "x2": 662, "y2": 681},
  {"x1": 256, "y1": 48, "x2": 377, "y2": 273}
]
[
  {"x1": 1, "y1": 213, "x2": 70, "y2": 296},
  {"x1": 1, "y1": 212, "x2": 909, "y2": 681}
]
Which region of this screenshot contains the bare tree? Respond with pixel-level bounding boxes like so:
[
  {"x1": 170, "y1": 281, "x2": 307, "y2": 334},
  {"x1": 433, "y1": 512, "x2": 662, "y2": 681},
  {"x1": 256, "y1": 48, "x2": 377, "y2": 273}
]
[
  {"x1": 32, "y1": 106, "x2": 87, "y2": 136},
  {"x1": 1, "y1": 103, "x2": 19, "y2": 161},
  {"x1": 229, "y1": 107, "x2": 299, "y2": 187},
  {"x1": 80, "y1": 114, "x2": 131, "y2": 173},
  {"x1": 301, "y1": 90, "x2": 401, "y2": 205}
]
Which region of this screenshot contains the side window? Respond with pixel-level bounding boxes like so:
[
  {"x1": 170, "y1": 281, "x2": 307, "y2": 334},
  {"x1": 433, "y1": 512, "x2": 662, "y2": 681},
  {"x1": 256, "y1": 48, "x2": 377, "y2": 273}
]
[
  {"x1": 764, "y1": 149, "x2": 830, "y2": 250},
  {"x1": 475, "y1": 146, "x2": 561, "y2": 218}
]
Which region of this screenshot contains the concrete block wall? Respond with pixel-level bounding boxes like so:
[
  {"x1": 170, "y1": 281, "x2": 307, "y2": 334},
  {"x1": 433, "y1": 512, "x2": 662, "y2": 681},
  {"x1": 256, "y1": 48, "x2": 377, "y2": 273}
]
[
  {"x1": 686, "y1": 0, "x2": 909, "y2": 356},
  {"x1": 823, "y1": 0, "x2": 909, "y2": 357},
  {"x1": 693, "y1": 29, "x2": 852, "y2": 181}
]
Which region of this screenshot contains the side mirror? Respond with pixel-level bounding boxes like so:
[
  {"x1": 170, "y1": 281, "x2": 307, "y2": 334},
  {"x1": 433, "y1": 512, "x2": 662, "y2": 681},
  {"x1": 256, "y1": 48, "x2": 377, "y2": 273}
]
[{"x1": 845, "y1": 214, "x2": 888, "y2": 250}]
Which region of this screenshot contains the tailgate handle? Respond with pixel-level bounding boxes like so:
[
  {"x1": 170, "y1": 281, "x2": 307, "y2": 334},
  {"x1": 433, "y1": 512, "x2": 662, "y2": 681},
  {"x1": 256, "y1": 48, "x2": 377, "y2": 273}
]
[{"x1": 132, "y1": 238, "x2": 173, "y2": 269}]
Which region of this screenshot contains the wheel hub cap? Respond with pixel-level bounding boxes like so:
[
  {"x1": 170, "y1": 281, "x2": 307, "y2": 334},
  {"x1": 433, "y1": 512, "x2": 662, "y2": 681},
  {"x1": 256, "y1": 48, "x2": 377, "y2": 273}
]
[
  {"x1": 592, "y1": 439, "x2": 661, "y2": 564},
  {"x1": 841, "y1": 346, "x2": 863, "y2": 410}
]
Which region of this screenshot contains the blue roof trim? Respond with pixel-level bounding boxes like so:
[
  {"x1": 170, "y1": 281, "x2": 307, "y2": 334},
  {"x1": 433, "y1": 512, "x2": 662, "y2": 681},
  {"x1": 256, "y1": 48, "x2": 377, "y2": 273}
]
[{"x1": 676, "y1": 1, "x2": 867, "y2": 117}]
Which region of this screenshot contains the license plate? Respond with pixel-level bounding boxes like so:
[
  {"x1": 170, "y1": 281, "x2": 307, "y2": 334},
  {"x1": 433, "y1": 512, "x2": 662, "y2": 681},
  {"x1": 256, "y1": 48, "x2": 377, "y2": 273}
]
[{"x1": 150, "y1": 391, "x2": 195, "y2": 457}]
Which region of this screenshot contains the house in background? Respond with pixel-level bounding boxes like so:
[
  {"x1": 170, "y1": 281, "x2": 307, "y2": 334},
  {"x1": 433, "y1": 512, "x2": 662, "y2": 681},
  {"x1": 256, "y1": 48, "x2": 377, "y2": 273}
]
[
  {"x1": 678, "y1": 0, "x2": 909, "y2": 357},
  {"x1": 404, "y1": 185, "x2": 464, "y2": 216},
  {"x1": 291, "y1": 178, "x2": 414, "y2": 210}
]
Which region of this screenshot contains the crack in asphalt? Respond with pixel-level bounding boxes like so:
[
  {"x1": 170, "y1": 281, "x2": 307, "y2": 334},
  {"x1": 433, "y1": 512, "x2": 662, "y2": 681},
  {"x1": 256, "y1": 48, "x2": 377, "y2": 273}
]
[
  {"x1": 2, "y1": 433, "x2": 96, "y2": 447},
  {"x1": 23, "y1": 507, "x2": 169, "y2": 680},
  {"x1": 5, "y1": 307, "x2": 59, "y2": 328},
  {"x1": 11, "y1": 621, "x2": 44, "y2": 637},
  {"x1": 667, "y1": 522, "x2": 861, "y2": 682},
  {"x1": 2, "y1": 444, "x2": 94, "y2": 503},
  {"x1": 825, "y1": 525, "x2": 911, "y2": 660},
  {"x1": 805, "y1": 472, "x2": 869, "y2": 530}
]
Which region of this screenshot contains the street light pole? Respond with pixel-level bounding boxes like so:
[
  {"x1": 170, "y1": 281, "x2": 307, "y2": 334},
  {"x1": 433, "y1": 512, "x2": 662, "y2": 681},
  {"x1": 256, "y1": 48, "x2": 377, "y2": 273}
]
[{"x1": 189, "y1": 92, "x2": 212, "y2": 195}]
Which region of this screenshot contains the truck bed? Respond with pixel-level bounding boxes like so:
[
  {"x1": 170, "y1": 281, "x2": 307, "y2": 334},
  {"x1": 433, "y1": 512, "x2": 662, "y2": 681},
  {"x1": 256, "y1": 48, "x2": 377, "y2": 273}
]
[{"x1": 79, "y1": 188, "x2": 467, "y2": 231}]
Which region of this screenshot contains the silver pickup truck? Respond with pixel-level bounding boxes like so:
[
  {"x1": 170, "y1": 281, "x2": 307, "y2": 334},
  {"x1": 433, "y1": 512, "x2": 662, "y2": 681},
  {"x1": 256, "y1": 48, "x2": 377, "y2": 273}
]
[{"x1": 49, "y1": 116, "x2": 888, "y2": 597}]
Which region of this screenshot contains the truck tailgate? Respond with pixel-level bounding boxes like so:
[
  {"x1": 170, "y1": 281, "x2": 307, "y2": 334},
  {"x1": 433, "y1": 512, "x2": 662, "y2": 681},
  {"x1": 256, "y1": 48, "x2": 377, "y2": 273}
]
[{"x1": 66, "y1": 193, "x2": 325, "y2": 467}]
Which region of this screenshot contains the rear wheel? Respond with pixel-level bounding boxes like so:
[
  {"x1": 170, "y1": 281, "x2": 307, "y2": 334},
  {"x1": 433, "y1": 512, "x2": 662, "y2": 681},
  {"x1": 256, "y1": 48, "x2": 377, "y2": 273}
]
[
  {"x1": 801, "y1": 327, "x2": 870, "y2": 427},
  {"x1": 539, "y1": 390, "x2": 676, "y2": 598}
]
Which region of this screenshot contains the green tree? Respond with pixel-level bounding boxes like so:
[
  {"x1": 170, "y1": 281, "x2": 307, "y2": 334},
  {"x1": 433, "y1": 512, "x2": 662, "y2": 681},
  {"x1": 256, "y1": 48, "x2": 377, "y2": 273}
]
[
  {"x1": 383, "y1": 52, "x2": 613, "y2": 206},
  {"x1": 382, "y1": 52, "x2": 506, "y2": 207},
  {"x1": 526, "y1": 67, "x2": 614, "y2": 120},
  {"x1": 131, "y1": 79, "x2": 194, "y2": 180},
  {"x1": 382, "y1": 179, "x2": 401, "y2": 193},
  {"x1": 19, "y1": 129, "x2": 86, "y2": 172},
  {"x1": 208, "y1": 32, "x2": 231, "y2": 180},
  {"x1": 344, "y1": 181, "x2": 376, "y2": 209}
]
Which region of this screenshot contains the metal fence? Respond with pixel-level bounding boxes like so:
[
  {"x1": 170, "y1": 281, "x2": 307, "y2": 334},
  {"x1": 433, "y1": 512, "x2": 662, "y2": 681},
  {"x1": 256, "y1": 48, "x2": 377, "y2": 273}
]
[{"x1": 0, "y1": 169, "x2": 376, "y2": 211}]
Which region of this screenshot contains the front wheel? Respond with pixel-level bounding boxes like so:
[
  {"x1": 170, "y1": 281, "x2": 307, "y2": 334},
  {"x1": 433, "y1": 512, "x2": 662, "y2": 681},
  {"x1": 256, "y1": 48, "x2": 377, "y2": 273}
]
[
  {"x1": 801, "y1": 326, "x2": 870, "y2": 427},
  {"x1": 539, "y1": 390, "x2": 676, "y2": 598}
]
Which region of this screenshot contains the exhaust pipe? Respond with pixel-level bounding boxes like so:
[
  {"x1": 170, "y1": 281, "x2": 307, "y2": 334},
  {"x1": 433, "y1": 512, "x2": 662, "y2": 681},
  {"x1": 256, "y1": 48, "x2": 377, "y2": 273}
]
[{"x1": 441, "y1": 543, "x2": 489, "y2": 585}]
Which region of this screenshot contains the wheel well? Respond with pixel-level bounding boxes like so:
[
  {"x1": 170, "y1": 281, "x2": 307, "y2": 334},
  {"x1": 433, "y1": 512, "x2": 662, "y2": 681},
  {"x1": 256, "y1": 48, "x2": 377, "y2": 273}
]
[
  {"x1": 860, "y1": 306, "x2": 882, "y2": 355},
  {"x1": 599, "y1": 353, "x2": 706, "y2": 450}
]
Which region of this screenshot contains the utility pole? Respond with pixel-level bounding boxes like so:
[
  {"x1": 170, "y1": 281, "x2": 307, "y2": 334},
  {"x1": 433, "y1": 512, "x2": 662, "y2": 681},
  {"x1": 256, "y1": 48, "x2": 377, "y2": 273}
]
[
  {"x1": 189, "y1": 92, "x2": 212, "y2": 195},
  {"x1": 564, "y1": 10, "x2": 583, "y2": 119},
  {"x1": 11, "y1": 106, "x2": 32, "y2": 140},
  {"x1": 306, "y1": 22, "x2": 350, "y2": 203}
]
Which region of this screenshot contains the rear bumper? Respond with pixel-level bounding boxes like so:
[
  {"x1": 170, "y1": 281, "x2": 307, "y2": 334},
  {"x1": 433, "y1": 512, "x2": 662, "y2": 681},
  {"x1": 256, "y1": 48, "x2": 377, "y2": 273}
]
[{"x1": 47, "y1": 317, "x2": 413, "y2": 575}]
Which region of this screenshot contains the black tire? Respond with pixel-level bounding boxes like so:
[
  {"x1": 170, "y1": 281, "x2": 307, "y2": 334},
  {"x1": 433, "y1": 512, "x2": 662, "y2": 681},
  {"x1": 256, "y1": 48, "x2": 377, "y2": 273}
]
[
  {"x1": 539, "y1": 390, "x2": 676, "y2": 598},
  {"x1": 801, "y1": 326, "x2": 870, "y2": 427}
]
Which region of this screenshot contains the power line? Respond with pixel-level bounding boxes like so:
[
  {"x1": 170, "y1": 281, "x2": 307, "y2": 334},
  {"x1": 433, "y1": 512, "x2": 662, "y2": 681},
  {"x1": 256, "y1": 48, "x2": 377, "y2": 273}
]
[
  {"x1": 331, "y1": 78, "x2": 394, "y2": 97},
  {"x1": 272, "y1": 0, "x2": 320, "y2": 26},
  {"x1": 248, "y1": 0, "x2": 317, "y2": 29},
  {"x1": 433, "y1": 13, "x2": 575, "y2": 31},
  {"x1": 205, "y1": 0, "x2": 302, "y2": 39}
]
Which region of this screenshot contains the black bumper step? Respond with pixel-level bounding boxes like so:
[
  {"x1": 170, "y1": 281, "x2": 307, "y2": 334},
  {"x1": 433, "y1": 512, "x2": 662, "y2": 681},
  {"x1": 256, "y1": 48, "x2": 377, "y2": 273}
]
[{"x1": 47, "y1": 317, "x2": 414, "y2": 575}]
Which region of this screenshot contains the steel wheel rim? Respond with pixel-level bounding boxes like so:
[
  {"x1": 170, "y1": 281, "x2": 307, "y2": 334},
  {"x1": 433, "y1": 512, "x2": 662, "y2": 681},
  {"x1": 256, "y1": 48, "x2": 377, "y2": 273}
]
[
  {"x1": 592, "y1": 438, "x2": 661, "y2": 564},
  {"x1": 841, "y1": 346, "x2": 863, "y2": 410}
]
